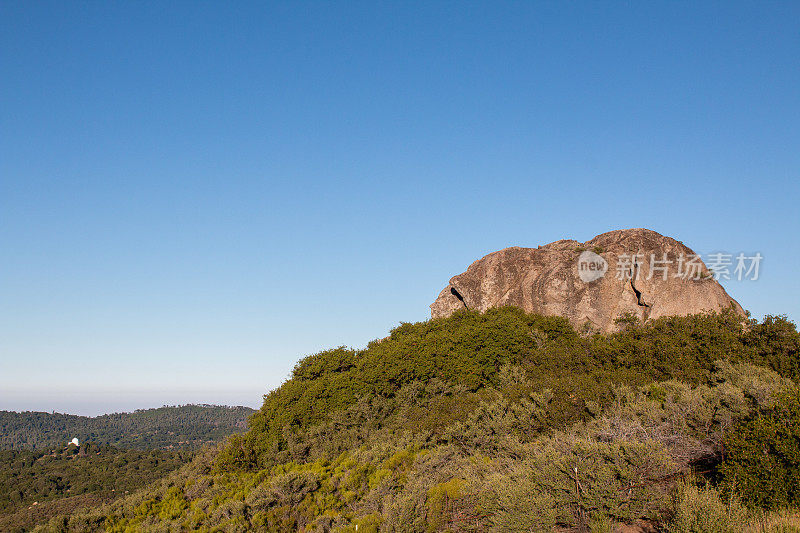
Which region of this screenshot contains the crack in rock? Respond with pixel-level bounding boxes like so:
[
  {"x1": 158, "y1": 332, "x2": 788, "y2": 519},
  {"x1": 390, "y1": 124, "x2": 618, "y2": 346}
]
[
  {"x1": 450, "y1": 286, "x2": 468, "y2": 310},
  {"x1": 629, "y1": 255, "x2": 652, "y2": 321}
]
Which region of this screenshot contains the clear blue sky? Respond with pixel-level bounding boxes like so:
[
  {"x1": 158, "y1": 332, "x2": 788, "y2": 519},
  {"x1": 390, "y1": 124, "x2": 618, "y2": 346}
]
[{"x1": 1, "y1": 1, "x2": 798, "y2": 415}]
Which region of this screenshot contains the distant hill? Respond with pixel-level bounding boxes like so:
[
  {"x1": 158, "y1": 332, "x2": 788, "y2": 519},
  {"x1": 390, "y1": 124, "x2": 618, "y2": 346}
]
[{"x1": 0, "y1": 404, "x2": 255, "y2": 450}]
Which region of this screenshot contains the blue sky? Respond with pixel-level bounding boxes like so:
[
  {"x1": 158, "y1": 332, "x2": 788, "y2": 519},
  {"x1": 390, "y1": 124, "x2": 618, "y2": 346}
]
[{"x1": 1, "y1": 1, "x2": 798, "y2": 415}]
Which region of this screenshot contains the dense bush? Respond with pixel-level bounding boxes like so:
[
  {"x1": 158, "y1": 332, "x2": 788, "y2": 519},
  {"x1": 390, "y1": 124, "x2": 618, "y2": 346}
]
[
  {"x1": 482, "y1": 436, "x2": 678, "y2": 530},
  {"x1": 743, "y1": 315, "x2": 800, "y2": 382},
  {"x1": 21, "y1": 310, "x2": 800, "y2": 532},
  {"x1": 0, "y1": 444, "x2": 191, "y2": 532},
  {"x1": 220, "y1": 308, "x2": 793, "y2": 470},
  {"x1": 721, "y1": 387, "x2": 800, "y2": 510},
  {"x1": 666, "y1": 479, "x2": 800, "y2": 533},
  {"x1": 667, "y1": 481, "x2": 749, "y2": 533},
  {"x1": 37, "y1": 361, "x2": 797, "y2": 532}
]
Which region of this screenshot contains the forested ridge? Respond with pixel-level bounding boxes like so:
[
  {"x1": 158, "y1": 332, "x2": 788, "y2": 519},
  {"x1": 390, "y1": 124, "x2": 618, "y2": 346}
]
[
  {"x1": 0, "y1": 405, "x2": 254, "y2": 451},
  {"x1": 28, "y1": 307, "x2": 800, "y2": 532}
]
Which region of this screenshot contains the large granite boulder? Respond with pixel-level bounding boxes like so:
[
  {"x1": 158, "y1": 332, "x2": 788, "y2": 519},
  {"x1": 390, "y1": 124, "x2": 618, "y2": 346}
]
[{"x1": 430, "y1": 228, "x2": 744, "y2": 332}]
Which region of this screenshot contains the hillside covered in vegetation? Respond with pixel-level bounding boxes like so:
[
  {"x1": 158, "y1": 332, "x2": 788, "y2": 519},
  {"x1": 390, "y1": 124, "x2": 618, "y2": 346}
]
[
  {"x1": 32, "y1": 308, "x2": 800, "y2": 531},
  {"x1": 0, "y1": 405, "x2": 254, "y2": 451},
  {"x1": 0, "y1": 443, "x2": 192, "y2": 532}
]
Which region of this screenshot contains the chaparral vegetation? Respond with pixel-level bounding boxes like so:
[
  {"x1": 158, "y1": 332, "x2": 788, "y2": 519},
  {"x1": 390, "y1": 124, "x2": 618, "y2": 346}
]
[{"x1": 14, "y1": 307, "x2": 798, "y2": 532}]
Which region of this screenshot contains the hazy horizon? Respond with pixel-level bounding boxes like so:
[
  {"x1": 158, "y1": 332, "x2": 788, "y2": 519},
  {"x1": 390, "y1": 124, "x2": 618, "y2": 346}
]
[
  {"x1": 0, "y1": 390, "x2": 262, "y2": 417},
  {"x1": 2, "y1": 2, "x2": 798, "y2": 415}
]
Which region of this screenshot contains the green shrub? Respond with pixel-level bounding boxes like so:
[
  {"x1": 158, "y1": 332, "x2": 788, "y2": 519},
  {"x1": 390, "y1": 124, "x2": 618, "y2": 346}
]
[
  {"x1": 29, "y1": 310, "x2": 800, "y2": 532},
  {"x1": 589, "y1": 513, "x2": 615, "y2": 533},
  {"x1": 668, "y1": 480, "x2": 748, "y2": 533},
  {"x1": 721, "y1": 388, "x2": 800, "y2": 510},
  {"x1": 291, "y1": 347, "x2": 357, "y2": 381},
  {"x1": 744, "y1": 315, "x2": 800, "y2": 382},
  {"x1": 426, "y1": 478, "x2": 467, "y2": 532},
  {"x1": 483, "y1": 436, "x2": 678, "y2": 529}
]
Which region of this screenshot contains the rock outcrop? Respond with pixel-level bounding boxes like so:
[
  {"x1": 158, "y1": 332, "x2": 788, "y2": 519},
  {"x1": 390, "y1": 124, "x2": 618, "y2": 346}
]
[{"x1": 430, "y1": 229, "x2": 744, "y2": 332}]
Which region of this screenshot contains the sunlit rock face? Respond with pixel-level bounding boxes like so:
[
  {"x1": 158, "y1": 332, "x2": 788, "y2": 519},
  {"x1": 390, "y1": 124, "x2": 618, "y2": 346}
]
[{"x1": 430, "y1": 228, "x2": 744, "y2": 332}]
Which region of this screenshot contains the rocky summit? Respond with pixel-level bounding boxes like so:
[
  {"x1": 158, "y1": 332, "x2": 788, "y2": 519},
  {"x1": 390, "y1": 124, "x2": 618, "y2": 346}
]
[{"x1": 430, "y1": 228, "x2": 744, "y2": 332}]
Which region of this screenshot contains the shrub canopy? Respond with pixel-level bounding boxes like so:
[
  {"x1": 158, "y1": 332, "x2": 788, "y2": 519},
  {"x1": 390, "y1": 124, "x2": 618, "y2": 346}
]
[{"x1": 219, "y1": 308, "x2": 799, "y2": 470}]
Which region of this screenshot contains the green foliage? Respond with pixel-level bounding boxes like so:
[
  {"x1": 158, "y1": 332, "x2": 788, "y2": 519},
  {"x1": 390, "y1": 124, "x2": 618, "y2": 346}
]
[
  {"x1": 425, "y1": 477, "x2": 466, "y2": 532},
  {"x1": 292, "y1": 347, "x2": 357, "y2": 381},
  {"x1": 668, "y1": 480, "x2": 749, "y2": 533},
  {"x1": 19, "y1": 309, "x2": 800, "y2": 532},
  {"x1": 42, "y1": 362, "x2": 795, "y2": 532},
  {"x1": 443, "y1": 388, "x2": 553, "y2": 453},
  {"x1": 721, "y1": 387, "x2": 800, "y2": 510},
  {"x1": 483, "y1": 437, "x2": 677, "y2": 529},
  {"x1": 222, "y1": 308, "x2": 788, "y2": 470},
  {"x1": 0, "y1": 443, "x2": 191, "y2": 532},
  {"x1": 592, "y1": 360, "x2": 792, "y2": 465},
  {"x1": 0, "y1": 404, "x2": 254, "y2": 451},
  {"x1": 664, "y1": 479, "x2": 800, "y2": 532},
  {"x1": 744, "y1": 315, "x2": 800, "y2": 382}
]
